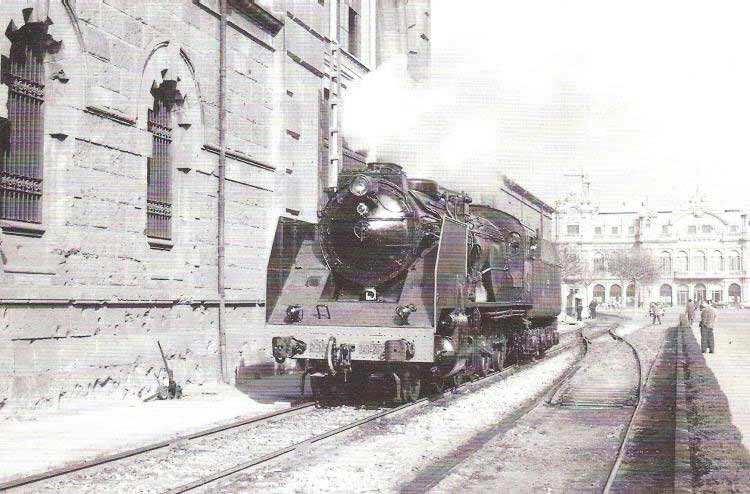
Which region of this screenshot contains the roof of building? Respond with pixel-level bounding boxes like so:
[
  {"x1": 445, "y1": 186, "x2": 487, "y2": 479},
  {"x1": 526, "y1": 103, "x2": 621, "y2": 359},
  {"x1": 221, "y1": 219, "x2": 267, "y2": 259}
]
[{"x1": 501, "y1": 175, "x2": 556, "y2": 214}]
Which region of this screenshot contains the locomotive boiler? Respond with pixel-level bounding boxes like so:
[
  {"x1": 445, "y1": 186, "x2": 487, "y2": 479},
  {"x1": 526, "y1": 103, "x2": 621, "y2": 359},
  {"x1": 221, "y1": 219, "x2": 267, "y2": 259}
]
[{"x1": 268, "y1": 163, "x2": 561, "y2": 401}]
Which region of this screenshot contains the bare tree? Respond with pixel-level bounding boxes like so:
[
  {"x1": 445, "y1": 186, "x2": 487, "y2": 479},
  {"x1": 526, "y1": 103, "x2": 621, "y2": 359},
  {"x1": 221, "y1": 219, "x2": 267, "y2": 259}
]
[
  {"x1": 558, "y1": 244, "x2": 596, "y2": 310},
  {"x1": 558, "y1": 243, "x2": 584, "y2": 282},
  {"x1": 607, "y1": 249, "x2": 660, "y2": 306}
]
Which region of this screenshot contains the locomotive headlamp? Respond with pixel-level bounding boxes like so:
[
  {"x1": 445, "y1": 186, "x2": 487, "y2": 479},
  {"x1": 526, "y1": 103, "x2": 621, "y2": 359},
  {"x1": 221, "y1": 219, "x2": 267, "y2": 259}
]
[
  {"x1": 356, "y1": 203, "x2": 369, "y2": 216},
  {"x1": 349, "y1": 175, "x2": 373, "y2": 197}
]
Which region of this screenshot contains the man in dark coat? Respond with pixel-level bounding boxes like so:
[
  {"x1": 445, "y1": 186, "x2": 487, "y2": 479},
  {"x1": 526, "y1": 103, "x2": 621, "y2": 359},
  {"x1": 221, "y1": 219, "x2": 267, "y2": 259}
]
[
  {"x1": 699, "y1": 300, "x2": 718, "y2": 354},
  {"x1": 685, "y1": 299, "x2": 696, "y2": 325},
  {"x1": 575, "y1": 298, "x2": 583, "y2": 322},
  {"x1": 588, "y1": 299, "x2": 598, "y2": 319}
]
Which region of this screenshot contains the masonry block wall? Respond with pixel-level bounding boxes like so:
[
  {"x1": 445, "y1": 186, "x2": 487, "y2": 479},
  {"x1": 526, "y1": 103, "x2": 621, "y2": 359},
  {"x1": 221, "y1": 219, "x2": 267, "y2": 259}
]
[{"x1": 0, "y1": 0, "x2": 430, "y2": 412}]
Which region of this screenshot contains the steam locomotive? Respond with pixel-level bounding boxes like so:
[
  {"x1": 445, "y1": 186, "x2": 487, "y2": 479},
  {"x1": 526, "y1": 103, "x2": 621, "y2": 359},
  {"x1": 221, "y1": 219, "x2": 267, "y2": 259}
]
[{"x1": 268, "y1": 163, "x2": 561, "y2": 401}]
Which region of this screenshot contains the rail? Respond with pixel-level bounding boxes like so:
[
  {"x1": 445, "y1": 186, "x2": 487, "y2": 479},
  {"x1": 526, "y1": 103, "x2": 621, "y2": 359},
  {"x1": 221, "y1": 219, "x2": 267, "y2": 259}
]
[
  {"x1": 1, "y1": 319, "x2": 608, "y2": 493},
  {"x1": 601, "y1": 327, "x2": 650, "y2": 493}
]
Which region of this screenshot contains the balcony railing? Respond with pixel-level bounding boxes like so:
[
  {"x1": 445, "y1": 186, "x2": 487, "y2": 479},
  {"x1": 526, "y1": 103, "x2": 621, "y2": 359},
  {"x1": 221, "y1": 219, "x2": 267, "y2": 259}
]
[{"x1": 672, "y1": 270, "x2": 743, "y2": 279}]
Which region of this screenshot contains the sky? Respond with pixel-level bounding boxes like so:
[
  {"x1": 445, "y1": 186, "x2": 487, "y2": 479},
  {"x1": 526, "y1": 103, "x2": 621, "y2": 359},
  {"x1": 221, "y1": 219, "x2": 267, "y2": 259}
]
[{"x1": 343, "y1": 1, "x2": 750, "y2": 210}]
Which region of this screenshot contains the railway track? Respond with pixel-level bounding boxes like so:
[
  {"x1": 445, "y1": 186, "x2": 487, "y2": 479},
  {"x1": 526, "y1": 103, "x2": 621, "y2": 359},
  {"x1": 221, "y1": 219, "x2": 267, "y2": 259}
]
[
  {"x1": 0, "y1": 320, "x2": 609, "y2": 494},
  {"x1": 549, "y1": 324, "x2": 649, "y2": 492},
  {"x1": 400, "y1": 320, "x2": 645, "y2": 494}
]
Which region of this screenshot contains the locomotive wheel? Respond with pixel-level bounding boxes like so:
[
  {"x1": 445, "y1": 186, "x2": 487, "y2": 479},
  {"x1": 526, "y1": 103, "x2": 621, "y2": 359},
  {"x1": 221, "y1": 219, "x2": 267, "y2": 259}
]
[
  {"x1": 311, "y1": 376, "x2": 335, "y2": 403},
  {"x1": 399, "y1": 369, "x2": 421, "y2": 402},
  {"x1": 452, "y1": 372, "x2": 464, "y2": 388},
  {"x1": 476, "y1": 354, "x2": 491, "y2": 377},
  {"x1": 431, "y1": 379, "x2": 445, "y2": 395},
  {"x1": 492, "y1": 347, "x2": 505, "y2": 371}
]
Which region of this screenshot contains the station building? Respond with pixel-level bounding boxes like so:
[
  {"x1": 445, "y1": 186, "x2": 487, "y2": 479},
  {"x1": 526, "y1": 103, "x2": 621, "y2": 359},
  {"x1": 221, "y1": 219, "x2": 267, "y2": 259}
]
[
  {"x1": 0, "y1": 0, "x2": 430, "y2": 410},
  {"x1": 555, "y1": 188, "x2": 749, "y2": 310}
]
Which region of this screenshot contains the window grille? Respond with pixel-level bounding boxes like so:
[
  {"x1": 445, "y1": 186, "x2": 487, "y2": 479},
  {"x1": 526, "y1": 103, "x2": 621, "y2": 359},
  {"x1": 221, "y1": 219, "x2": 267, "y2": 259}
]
[
  {"x1": 1, "y1": 35, "x2": 45, "y2": 223},
  {"x1": 146, "y1": 99, "x2": 173, "y2": 239}
]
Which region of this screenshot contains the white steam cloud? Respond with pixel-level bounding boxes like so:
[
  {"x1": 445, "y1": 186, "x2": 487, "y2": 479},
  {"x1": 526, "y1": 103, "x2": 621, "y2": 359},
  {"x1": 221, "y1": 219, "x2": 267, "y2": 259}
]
[{"x1": 341, "y1": 51, "x2": 591, "y2": 204}]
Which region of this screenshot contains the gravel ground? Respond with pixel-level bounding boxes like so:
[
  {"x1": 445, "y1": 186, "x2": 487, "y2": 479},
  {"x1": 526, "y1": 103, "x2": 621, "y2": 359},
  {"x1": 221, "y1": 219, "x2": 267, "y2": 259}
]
[
  {"x1": 0, "y1": 383, "x2": 296, "y2": 482},
  {"x1": 23, "y1": 405, "x2": 379, "y2": 494},
  {"x1": 216, "y1": 351, "x2": 580, "y2": 494},
  {"x1": 421, "y1": 318, "x2": 659, "y2": 494}
]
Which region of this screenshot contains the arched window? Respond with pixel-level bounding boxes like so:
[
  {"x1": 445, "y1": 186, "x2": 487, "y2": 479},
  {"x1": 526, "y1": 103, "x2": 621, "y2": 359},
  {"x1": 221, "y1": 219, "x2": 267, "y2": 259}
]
[
  {"x1": 711, "y1": 251, "x2": 723, "y2": 272},
  {"x1": 146, "y1": 80, "x2": 183, "y2": 240},
  {"x1": 728, "y1": 251, "x2": 741, "y2": 271},
  {"x1": 694, "y1": 283, "x2": 706, "y2": 303},
  {"x1": 729, "y1": 283, "x2": 742, "y2": 304},
  {"x1": 593, "y1": 251, "x2": 606, "y2": 271},
  {"x1": 695, "y1": 251, "x2": 707, "y2": 272},
  {"x1": 660, "y1": 284, "x2": 673, "y2": 305},
  {"x1": 676, "y1": 251, "x2": 689, "y2": 272},
  {"x1": 626, "y1": 283, "x2": 635, "y2": 307},
  {"x1": 593, "y1": 284, "x2": 606, "y2": 303},
  {"x1": 0, "y1": 17, "x2": 60, "y2": 223},
  {"x1": 677, "y1": 284, "x2": 689, "y2": 306},
  {"x1": 660, "y1": 251, "x2": 672, "y2": 274},
  {"x1": 610, "y1": 284, "x2": 622, "y2": 302}
]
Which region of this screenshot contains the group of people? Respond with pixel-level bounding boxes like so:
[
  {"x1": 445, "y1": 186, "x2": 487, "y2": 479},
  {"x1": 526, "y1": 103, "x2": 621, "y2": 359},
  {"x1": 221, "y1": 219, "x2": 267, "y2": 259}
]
[
  {"x1": 649, "y1": 299, "x2": 719, "y2": 354},
  {"x1": 574, "y1": 299, "x2": 598, "y2": 321},
  {"x1": 649, "y1": 302, "x2": 666, "y2": 325},
  {"x1": 579, "y1": 295, "x2": 719, "y2": 354},
  {"x1": 686, "y1": 298, "x2": 718, "y2": 354}
]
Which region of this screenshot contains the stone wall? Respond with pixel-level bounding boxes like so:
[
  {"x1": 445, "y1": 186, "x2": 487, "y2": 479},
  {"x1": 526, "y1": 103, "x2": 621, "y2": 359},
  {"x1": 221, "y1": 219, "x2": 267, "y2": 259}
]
[{"x1": 0, "y1": 0, "x2": 430, "y2": 413}]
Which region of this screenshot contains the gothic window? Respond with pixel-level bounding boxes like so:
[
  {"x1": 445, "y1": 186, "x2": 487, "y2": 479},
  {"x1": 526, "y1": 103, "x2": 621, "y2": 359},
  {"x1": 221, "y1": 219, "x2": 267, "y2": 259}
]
[
  {"x1": 593, "y1": 251, "x2": 606, "y2": 271},
  {"x1": 610, "y1": 284, "x2": 622, "y2": 302},
  {"x1": 729, "y1": 283, "x2": 741, "y2": 304},
  {"x1": 660, "y1": 284, "x2": 673, "y2": 305},
  {"x1": 660, "y1": 252, "x2": 672, "y2": 274},
  {"x1": 711, "y1": 251, "x2": 723, "y2": 272},
  {"x1": 593, "y1": 284, "x2": 606, "y2": 302},
  {"x1": 676, "y1": 251, "x2": 689, "y2": 272},
  {"x1": 694, "y1": 283, "x2": 706, "y2": 303},
  {"x1": 0, "y1": 17, "x2": 59, "y2": 224},
  {"x1": 728, "y1": 251, "x2": 741, "y2": 271},
  {"x1": 146, "y1": 80, "x2": 181, "y2": 240},
  {"x1": 695, "y1": 251, "x2": 707, "y2": 271}
]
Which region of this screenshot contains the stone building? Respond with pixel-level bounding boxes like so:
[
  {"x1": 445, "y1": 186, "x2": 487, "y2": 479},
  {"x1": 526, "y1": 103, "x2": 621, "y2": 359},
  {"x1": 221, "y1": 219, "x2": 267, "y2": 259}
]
[
  {"x1": 555, "y1": 187, "x2": 749, "y2": 310},
  {"x1": 0, "y1": 0, "x2": 430, "y2": 410}
]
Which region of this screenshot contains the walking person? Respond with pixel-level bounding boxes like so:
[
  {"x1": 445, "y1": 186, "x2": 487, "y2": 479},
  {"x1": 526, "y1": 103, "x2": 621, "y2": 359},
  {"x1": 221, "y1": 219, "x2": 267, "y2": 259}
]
[
  {"x1": 589, "y1": 299, "x2": 598, "y2": 319},
  {"x1": 575, "y1": 298, "x2": 583, "y2": 322},
  {"x1": 685, "y1": 299, "x2": 696, "y2": 325},
  {"x1": 699, "y1": 300, "x2": 718, "y2": 354}
]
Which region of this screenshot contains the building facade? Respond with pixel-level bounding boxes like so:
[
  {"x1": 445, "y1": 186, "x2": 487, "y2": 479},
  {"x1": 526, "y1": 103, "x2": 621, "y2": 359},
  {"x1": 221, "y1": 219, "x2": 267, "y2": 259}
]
[
  {"x1": 0, "y1": 0, "x2": 430, "y2": 411},
  {"x1": 555, "y1": 189, "x2": 749, "y2": 310}
]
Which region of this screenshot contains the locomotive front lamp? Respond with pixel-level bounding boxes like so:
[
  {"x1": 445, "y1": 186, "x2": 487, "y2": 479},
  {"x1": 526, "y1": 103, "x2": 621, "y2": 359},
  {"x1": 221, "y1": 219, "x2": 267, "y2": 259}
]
[{"x1": 349, "y1": 175, "x2": 372, "y2": 197}]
